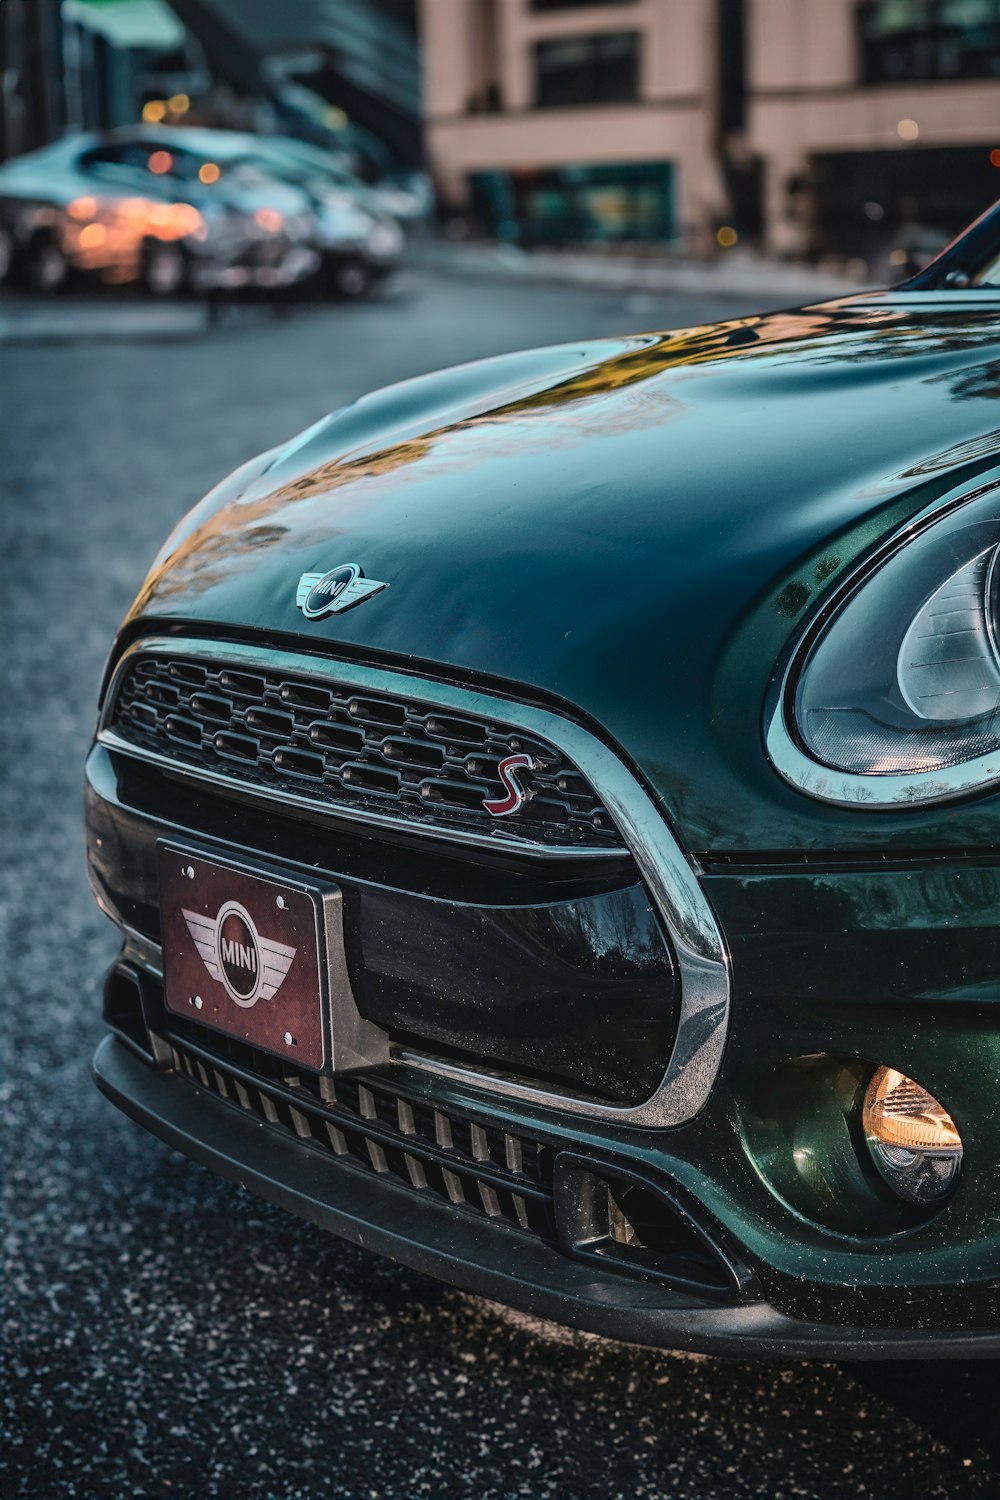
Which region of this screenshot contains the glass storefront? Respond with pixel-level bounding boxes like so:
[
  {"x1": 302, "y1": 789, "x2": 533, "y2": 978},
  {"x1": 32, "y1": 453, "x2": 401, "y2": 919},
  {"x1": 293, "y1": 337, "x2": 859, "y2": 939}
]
[{"x1": 469, "y1": 161, "x2": 674, "y2": 245}]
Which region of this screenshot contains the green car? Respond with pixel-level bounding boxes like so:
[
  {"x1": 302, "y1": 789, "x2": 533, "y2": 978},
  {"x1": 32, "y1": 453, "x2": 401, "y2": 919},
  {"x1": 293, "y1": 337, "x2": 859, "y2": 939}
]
[{"x1": 87, "y1": 207, "x2": 1000, "y2": 1358}]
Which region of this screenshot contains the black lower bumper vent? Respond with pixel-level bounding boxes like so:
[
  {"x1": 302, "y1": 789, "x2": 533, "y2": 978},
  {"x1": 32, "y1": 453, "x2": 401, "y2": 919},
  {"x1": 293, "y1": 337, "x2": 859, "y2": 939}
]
[{"x1": 104, "y1": 959, "x2": 747, "y2": 1303}]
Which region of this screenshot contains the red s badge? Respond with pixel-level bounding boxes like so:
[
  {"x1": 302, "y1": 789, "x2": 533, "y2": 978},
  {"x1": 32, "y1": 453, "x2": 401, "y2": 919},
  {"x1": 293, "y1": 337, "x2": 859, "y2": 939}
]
[{"x1": 483, "y1": 754, "x2": 535, "y2": 817}]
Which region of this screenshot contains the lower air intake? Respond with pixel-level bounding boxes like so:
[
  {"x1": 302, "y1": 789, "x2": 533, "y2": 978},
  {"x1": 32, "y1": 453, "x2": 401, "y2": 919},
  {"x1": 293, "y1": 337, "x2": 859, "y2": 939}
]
[{"x1": 553, "y1": 1154, "x2": 751, "y2": 1301}]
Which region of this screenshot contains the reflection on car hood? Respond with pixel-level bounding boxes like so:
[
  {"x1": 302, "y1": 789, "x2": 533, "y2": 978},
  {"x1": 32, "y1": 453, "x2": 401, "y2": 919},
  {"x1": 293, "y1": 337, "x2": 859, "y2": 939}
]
[{"x1": 127, "y1": 297, "x2": 1000, "y2": 851}]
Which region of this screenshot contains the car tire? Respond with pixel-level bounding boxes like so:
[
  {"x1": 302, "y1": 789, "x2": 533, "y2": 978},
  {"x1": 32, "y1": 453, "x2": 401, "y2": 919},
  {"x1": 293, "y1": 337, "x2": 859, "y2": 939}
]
[
  {"x1": 142, "y1": 239, "x2": 188, "y2": 298},
  {"x1": 0, "y1": 226, "x2": 13, "y2": 286},
  {"x1": 16, "y1": 232, "x2": 70, "y2": 294},
  {"x1": 331, "y1": 259, "x2": 373, "y2": 299}
]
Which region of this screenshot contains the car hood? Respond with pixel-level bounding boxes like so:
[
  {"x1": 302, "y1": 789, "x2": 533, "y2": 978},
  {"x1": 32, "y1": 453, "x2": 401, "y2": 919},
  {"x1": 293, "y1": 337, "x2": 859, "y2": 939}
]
[{"x1": 125, "y1": 295, "x2": 1000, "y2": 853}]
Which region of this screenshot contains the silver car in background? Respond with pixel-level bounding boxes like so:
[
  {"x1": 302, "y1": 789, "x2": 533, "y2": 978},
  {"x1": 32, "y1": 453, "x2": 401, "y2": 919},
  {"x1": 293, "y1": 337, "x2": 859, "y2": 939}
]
[
  {"x1": 97, "y1": 127, "x2": 404, "y2": 297},
  {"x1": 0, "y1": 133, "x2": 320, "y2": 296}
]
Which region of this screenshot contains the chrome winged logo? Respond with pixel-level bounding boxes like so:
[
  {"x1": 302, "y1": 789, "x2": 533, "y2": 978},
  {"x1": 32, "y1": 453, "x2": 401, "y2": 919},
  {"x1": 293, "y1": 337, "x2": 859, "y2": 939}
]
[
  {"x1": 182, "y1": 901, "x2": 296, "y2": 1009},
  {"x1": 296, "y1": 562, "x2": 388, "y2": 619}
]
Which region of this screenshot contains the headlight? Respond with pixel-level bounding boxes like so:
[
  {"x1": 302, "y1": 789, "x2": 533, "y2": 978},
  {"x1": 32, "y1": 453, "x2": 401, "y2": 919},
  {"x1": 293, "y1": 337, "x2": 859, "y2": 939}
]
[
  {"x1": 767, "y1": 483, "x2": 1000, "y2": 805},
  {"x1": 367, "y1": 220, "x2": 402, "y2": 258}
]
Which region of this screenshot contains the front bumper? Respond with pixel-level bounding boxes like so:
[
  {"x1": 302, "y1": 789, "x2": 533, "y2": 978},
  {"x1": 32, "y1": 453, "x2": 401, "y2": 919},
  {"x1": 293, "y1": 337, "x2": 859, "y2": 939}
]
[
  {"x1": 86, "y1": 639, "x2": 1000, "y2": 1357},
  {"x1": 192, "y1": 242, "x2": 319, "y2": 292},
  {"x1": 94, "y1": 1032, "x2": 998, "y2": 1358}
]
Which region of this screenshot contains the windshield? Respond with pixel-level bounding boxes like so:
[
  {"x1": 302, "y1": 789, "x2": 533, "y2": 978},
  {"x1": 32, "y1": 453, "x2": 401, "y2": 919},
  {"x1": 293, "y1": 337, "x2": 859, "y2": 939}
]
[{"x1": 907, "y1": 203, "x2": 1000, "y2": 289}]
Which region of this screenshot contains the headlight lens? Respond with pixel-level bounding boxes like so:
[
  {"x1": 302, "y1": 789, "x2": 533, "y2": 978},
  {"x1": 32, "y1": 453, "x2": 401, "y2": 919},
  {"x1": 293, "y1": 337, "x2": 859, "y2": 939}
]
[{"x1": 770, "y1": 486, "x2": 1000, "y2": 803}]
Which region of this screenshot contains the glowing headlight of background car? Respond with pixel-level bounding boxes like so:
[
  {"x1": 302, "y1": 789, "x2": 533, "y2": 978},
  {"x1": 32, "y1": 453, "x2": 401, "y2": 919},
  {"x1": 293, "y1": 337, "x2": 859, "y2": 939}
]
[{"x1": 767, "y1": 484, "x2": 1000, "y2": 804}]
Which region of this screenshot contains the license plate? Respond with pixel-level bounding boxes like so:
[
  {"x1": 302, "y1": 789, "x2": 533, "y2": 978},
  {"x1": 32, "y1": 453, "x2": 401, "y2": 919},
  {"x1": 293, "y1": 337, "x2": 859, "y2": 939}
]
[{"x1": 158, "y1": 844, "x2": 327, "y2": 1071}]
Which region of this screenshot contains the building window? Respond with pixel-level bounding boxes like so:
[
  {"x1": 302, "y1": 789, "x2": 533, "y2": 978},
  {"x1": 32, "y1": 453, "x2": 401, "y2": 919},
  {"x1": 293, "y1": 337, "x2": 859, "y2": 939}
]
[
  {"x1": 529, "y1": 0, "x2": 636, "y2": 10},
  {"x1": 534, "y1": 32, "x2": 640, "y2": 106},
  {"x1": 858, "y1": 0, "x2": 1000, "y2": 82}
]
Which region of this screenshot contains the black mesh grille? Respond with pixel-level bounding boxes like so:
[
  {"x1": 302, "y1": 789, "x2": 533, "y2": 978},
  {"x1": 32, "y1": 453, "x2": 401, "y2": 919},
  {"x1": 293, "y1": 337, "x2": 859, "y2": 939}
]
[
  {"x1": 109, "y1": 654, "x2": 623, "y2": 851},
  {"x1": 168, "y1": 1030, "x2": 555, "y2": 1241}
]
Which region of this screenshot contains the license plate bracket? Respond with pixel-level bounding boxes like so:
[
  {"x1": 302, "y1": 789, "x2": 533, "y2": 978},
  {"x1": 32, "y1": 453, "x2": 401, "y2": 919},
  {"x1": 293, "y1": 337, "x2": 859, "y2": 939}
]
[{"x1": 158, "y1": 843, "x2": 329, "y2": 1071}]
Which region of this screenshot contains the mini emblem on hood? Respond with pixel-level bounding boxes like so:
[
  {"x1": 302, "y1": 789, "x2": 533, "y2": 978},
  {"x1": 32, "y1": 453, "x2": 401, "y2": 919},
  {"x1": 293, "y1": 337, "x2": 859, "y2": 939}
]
[
  {"x1": 483, "y1": 754, "x2": 536, "y2": 818},
  {"x1": 296, "y1": 563, "x2": 388, "y2": 619}
]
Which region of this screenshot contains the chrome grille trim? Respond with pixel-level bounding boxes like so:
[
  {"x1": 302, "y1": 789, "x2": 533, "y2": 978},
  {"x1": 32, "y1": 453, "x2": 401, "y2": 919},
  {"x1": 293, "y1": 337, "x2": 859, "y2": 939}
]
[
  {"x1": 100, "y1": 636, "x2": 731, "y2": 1127},
  {"x1": 101, "y1": 643, "x2": 626, "y2": 862},
  {"x1": 110, "y1": 649, "x2": 621, "y2": 851}
]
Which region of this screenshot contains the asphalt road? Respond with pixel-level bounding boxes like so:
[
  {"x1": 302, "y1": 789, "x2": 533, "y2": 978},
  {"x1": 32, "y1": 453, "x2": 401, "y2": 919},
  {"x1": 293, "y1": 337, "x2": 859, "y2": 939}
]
[{"x1": 2, "y1": 268, "x2": 999, "y2": 1500}]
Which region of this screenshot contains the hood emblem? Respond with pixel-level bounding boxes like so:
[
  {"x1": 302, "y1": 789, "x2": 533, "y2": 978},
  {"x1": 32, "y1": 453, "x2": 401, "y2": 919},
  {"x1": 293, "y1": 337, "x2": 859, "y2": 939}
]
[
  {"x1": 484, "y1": 754, "x2": 536, "y2": 818},
  {"x1": 296, "y1": 563, "x2": 388, "y2": 619},
  {"x1": 182, "y1": 902, "x2": 297, "y2": 1009}
]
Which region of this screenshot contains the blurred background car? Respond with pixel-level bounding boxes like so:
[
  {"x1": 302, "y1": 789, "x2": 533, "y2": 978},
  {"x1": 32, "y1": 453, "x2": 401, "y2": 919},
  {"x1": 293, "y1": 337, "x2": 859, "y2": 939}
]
[
  {"x1": 256, "y1": 113, "x2": 432, "y2": 229},
  {"x1": 107, "y1": 125, "x2": 406, "y2": 295},
  {"x1": 323, "y1": 123, "x2": 433, "y2": 226},
  {"x1": 0, "y1": 125, "x2": 405, "y2": 299},
  {"x1": 0, "y1": 132, "x2": 320, "y2": 295}
]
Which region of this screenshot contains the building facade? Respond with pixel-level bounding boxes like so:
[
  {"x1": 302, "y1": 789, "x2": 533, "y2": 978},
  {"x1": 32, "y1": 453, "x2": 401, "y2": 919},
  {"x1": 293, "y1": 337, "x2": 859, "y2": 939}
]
[
  {"x1": 419, "y1": 0, "x2": 1000, "y2": 264},
  {"x1": 744, "y1": 0, "x2": 1000, "y2": 263},
  {"x1": 172, "y1": 0, "x2": 423, "y2": 167},
  {"x1": 1, "y1": 0, "x2": 421, "y2": 173},
  {"x1": 419, "y1": 0, "x2": 726, "y2": 248}
]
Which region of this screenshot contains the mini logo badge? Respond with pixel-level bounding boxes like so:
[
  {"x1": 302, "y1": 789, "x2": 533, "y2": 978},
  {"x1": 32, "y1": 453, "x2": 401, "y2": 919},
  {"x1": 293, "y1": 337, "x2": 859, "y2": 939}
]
[
  {"x1": 296, "y1": 563, "x2": 388, "y2": 619},
  {"x1": 182, "y1": 901, "x2": 297, "y2": 1008},
  {"x1": 483, "y1": 754, "x2": 536, "y2": 818}
]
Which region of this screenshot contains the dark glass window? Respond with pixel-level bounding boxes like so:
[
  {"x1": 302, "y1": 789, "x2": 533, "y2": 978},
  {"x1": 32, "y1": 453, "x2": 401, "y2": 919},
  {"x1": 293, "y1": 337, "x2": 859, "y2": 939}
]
[
  {"x1": 858, "y1": 0, "x2": 1000, "y2": 81},
  {"x1": 534, "y1": 31, "x2": 640, "y2": 106},
  {"x1": 530, "y1": 0, "x2": 635, "y2": 10},
  {"x1": 469, "y1": 161, "x2": 674, "y2": 245}
]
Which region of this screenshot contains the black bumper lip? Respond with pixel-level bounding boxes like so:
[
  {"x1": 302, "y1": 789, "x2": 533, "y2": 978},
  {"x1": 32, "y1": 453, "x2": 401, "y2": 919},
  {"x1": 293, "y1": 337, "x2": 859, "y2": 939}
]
[{"x1": 93, "y1": 1035, "x2": 1000, "y2": 1360}]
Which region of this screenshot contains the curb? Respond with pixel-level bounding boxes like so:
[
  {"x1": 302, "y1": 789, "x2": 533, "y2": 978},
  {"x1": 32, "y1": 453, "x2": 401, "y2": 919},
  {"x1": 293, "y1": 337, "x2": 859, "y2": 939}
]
[{"x1": 412, "y1": 241, "x2": 871, "y2": 307}]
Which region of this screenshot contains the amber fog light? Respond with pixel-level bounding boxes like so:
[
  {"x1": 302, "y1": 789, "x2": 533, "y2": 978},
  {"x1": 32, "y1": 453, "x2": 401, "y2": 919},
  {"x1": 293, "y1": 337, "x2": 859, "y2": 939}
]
[{"x1": 863, "y1": 1067, "x2": 963, "y2": 1205}]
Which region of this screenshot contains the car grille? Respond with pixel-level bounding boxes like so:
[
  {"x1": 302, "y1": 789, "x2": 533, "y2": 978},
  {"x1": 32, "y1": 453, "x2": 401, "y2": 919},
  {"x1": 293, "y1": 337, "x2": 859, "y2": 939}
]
[
  {"x1": 169, "y1": 1027, "x2": 556, "y2": 1241},
  {"x1": 108, "y1": 653, "x2": 623, "y2": 852}
]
